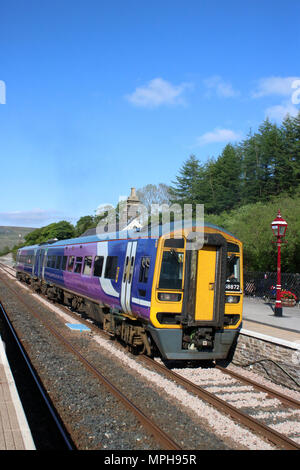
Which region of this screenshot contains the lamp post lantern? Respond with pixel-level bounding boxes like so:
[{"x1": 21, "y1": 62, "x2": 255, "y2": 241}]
[{"x1": 271, "y1": 210, "x2": 288, "y2": 317}]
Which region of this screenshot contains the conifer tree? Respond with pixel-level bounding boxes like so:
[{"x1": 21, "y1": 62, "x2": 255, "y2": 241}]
[
  {"x1": 211, "y1": 144, "x2": 242, "y2": 213},
  {"x1": 240, "y1": 131, "x2": 263, "y2": 204},
  {"x1": 169, "y1": 155, "x2": 201, "y2": 207},
  {"x1": 281, "y1": 112, "x2": 300, "y2": 187}
]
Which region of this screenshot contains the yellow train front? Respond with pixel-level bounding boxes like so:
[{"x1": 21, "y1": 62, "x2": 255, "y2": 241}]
[{"x1": 147, "y1": 223, "x2": 243, "y2": 361}]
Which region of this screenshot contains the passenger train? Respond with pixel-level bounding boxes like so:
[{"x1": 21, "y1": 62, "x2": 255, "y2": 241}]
[{"x1": 15, "y1": 221, "x2": 243, "y2": 361}]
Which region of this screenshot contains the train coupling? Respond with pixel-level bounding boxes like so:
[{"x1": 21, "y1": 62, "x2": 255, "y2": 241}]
[{"x1": 183, "y1": 328, "x2": 214, "y2": 350}]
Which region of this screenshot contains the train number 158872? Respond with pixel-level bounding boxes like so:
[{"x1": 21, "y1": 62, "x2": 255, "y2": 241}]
[{"x1": 225, "y1": 283, "x2": 240, "y2": 291}]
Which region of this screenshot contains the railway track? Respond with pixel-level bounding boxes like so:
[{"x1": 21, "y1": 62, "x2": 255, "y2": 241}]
[
  {"x1": 0, "y1": 299, "x2": 74, "y2": 450},
  {"x1": 0, "y1": 266, "x2": 181, "y2": 450},
  {"x1": 1, "y1": 261, "x2": 300, "y2": 450},
  {"x1": 140, "y1": 356, "x2": 300, "y2": 450}
]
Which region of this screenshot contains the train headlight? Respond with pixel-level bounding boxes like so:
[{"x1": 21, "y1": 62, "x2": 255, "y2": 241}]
[
  {"x1": 158, "y1": 293, "x2": 181, "y2": 301},
  {"x1": 226, "y1": 295, "x2": 240, "y2": 303}
]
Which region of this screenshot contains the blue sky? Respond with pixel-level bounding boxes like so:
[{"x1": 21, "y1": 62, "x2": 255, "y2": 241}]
[{"x1": 0, "y1": 0, "x2": 299, "y2": 227}]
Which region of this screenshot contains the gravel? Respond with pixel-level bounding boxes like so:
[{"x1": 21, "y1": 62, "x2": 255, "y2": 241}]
[
  {"x1": 1, "y1": 266, "x2": 299, "y2": 450},
  {"x1": 0, "y1": 271, "x2": 232, "y2": 450}
]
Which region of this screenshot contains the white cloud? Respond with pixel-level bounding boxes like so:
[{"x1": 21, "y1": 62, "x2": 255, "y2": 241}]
[
  {"x1": 265, "y1": 101, "x2": 299, "y2": 121},
  {"x1": 252, "y1": 76, "x2": 300, "y2": 98},
  {"x1": 125, "y1": 78, "x2": 192, "y2": 108},
  {"x1": 252, "y1": 76, "x2": 300, "y2": 123},
  {"x1": 196, "y1": 128, "x2": 243, "y2": 146},
  {"x1": 203, "y1": 75, "x2": 240, "y2": 98},
  {"x1": 0, "y1": 209, "x2": 63, "y2": 226}
]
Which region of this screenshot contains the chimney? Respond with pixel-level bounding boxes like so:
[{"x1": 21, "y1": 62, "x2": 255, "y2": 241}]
[
  {"x1": 127, "y1": 187, "x2": 140, "y2": 221},
  {"x1": 128, "y1": 187, "x2": 139, "y2": 201}
]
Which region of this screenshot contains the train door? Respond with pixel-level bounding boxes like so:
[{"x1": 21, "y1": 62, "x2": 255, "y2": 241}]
[
  {"x1": 37, "y1": 249, "x2": 46, "y2": 279},
  {"x1": 182, "y1": 233, "x2": 227, "y2": 327},
  {"x1": 195, "y1": 246, "x2": 217, "y2": 322},
  {"x1": 120, "y1": 241, "x2": 137, "y2": 314},
  {"x1": 32, "y1": 249, "x2": 37, "y2": 276}
]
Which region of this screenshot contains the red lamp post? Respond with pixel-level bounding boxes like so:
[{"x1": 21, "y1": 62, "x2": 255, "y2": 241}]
[{"x1": 271, "y1": 210, "x2": 288, "y2": 317}]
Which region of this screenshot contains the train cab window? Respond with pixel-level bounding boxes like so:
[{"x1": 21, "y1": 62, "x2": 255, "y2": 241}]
[
  {"x1": 226, "y1": 254, "x2": 240, "y2": 289},
  {"x1": 83, "y1": 256, "x2": 93, "y2": 275},
  {"x1": 67, "y1": 256, "x2": 75, "y2": 272},
  {"x1": 74, "y1": 257, "x2": 83, "y2": 274},
  {"x1": 56, "y1": 256, "x2": 62, "y2": 270},
  {"x1": 93, "y1": 256, "x2": 104, "y2": 277},
  {"x1": 62, "y1": 256, "x2": 68, "y2": 271},
  {"x1": 104, "y1": 256, "x2": 118, "y2": 280},
  {"x1": 139, "y1": 257, "x2": 150, "y2": 283},
  {"x1": 159, "y1": 250, "x2": 184, "y2": 290}
]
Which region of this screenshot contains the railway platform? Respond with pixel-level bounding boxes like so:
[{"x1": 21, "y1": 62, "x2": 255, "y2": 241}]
[
  {"x1": 242, "y1": 297, "x2": 300, "y2": 347},
  {"x1": 0, "y1": 335, "x2": 35, "y2": 450}
]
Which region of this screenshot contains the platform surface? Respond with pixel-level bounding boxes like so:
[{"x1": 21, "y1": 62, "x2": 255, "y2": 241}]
[
  {"x1": 242, "y1": 297, "x2": 300, "y2": 347},
  {"x1": 0, "y1": 336, "x2": 35, "y2": 450}
]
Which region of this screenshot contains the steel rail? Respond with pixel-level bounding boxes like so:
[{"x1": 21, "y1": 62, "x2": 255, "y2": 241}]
[
  {"x1": 0, "y1": 272, "x2": 181, "y2": 451},
  {"x1": 2, "y1": 262, "x2": 299, "y2": 450},
  {"x1": 0, "y1": 300, "x2": 74, "y2": 450},
  {"x1": 0, "y1": 262, "x2": 16, "y2": 276},
  {"x1": 216, "y1": 365, "x2": 300, "y2": 409},
  {"x1": 141, "y1": 355, "x2": 300, "y2": 451}
]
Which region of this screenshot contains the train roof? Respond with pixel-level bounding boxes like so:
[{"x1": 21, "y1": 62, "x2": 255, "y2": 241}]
[{"x1": 18, "y1": 220, "x2": 240, "y2": 252}]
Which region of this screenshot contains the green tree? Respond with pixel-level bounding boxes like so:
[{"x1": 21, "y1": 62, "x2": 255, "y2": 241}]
[
  {"x1": 75, "y1": 215, "x2": 95, "y2": 236},
  {"x1": 198, "y1": 158, "x2": 218, "y2": 213},
  {"x1": 24, "y1": 221, "x2": 75, "y2": 245},
  {"x1": 206, "y1": 191, "x2": 300, "y2": 272},
  {"x1": 281, "y1": 112, "x2": 300, "y2": 188},
  {"x1": 169, "y1": 155, "x2": 201, "y2": 207},
  {"x1": 210, "y1": 144, "x2": 242, "y2": 213}
]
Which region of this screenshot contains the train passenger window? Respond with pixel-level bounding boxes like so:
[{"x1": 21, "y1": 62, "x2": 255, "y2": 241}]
[
  {"x1": 51, "y1": 256, "x2": 56, "y2": 269},
  {"x1": 83, "y1": 256, "x2": 93, "y2": 275},
  {"x1": 47, "y1": 256, "x2": 52, "y2": 268},
  {"x1": 67, "y1": 256, "x2": 75, "y2": 272},
  {"x1": 93, "y1": 256, "x2": 104, "y2": 277},
  {"x1": 74, "y1": 257, "x2": 83, "y2": 274},
  {"x1": 62, "y1": 256, "x2": 68, "y2": 271},
  {"x1": 159, "y1": 251, "x2": 184, "y2": 290},
  {"x1": 104, "y1": 256, "x2": 118, "y2": 280},
  {"x1": 56, "y1": 256, "x2": 62, "y2": 270},
  {"x1": 139, "y1": 257, "x2": 150, "y2": 283}
]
